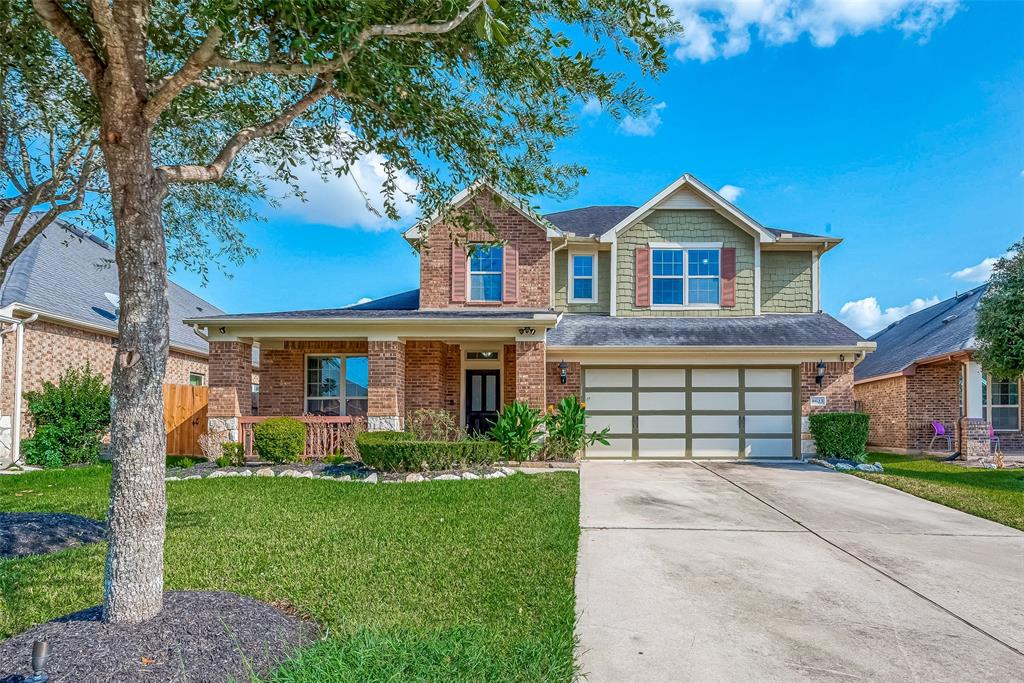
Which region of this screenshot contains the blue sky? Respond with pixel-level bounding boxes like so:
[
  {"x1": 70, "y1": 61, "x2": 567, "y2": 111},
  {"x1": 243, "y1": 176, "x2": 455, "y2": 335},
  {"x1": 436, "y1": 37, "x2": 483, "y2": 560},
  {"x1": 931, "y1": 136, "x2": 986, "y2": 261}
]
[{"x1": 173, "y1": 0, "x2": 1024, "y2": 336}]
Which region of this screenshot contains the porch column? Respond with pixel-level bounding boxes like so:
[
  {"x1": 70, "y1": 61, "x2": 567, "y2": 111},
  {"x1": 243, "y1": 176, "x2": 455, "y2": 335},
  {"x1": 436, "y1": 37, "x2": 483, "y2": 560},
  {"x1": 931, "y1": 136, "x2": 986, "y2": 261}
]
[
  {"x1": 368, "y1": 339, "x2": 405, "y2": 431},
  {"x1": 960, "y1": 361, "x2": 990, "y2": 456},
  {"x1": 207, "y1": 340, "x2": 252, "y2": 441},
  {"x1": 514, "y1": 340, "x2": 546, "y2": 411}
]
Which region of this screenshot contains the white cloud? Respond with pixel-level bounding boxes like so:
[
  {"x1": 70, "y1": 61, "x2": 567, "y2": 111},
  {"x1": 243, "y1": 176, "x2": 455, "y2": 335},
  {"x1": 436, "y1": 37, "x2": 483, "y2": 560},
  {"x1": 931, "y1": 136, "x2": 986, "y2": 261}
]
[
  {"x1": 717, "y1": 184, "x2": 744, "y2": 202},
  {"x1": 618, "y1": 102, "x2": 667, "y2": 137},
  {"x1": 952, "y1": 254, "x2": 1006, "y2": 283},
  {"x1": 669, "y1": 0, "x2": 959, "y2": 62},
  {"x1": 581, "y1": 97, "x2": 603, "y2": 118},
  {"x1": 345, "y1": 296, "x2": 374, "y2": 307},
  {"x1": 839, "y1": 295, "x2": 940, "y2": 336}
]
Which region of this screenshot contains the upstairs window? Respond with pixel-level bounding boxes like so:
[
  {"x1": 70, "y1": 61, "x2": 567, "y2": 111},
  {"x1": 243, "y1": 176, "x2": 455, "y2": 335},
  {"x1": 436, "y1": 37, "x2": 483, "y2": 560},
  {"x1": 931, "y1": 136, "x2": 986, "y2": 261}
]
[
  {"x1": 469, "y1": 244, "x2": 503, "y2": 302},
  {"x1": 651, "y1": 247, "x2": 720, "y2": 307},
  {"x1": 306, "y1": 355, "x2": 369, "y2": 416},
  {"x1": 570, "y1": 253, "x2": 596, "y2": 302}
]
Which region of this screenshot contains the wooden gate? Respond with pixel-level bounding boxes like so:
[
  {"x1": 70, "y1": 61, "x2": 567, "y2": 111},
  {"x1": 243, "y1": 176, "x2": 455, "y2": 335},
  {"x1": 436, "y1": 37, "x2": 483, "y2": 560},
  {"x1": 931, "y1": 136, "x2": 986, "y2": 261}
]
[{"x1": 164, "y1": 384, "x2": 208, "y2": 456}]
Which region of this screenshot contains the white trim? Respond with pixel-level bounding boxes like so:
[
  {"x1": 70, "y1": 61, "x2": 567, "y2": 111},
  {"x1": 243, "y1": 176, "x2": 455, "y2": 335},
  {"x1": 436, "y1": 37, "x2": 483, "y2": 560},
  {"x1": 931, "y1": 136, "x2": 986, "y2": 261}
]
[
  {"x1": 467, "y1": 243, "x2": 504, "y2": 303},
  {"x1": 599, "y1": 174, "x2": 777, "y2": 244},
  {"x1": 812, "y1": 250, "x2": 821, "y2": 312},
  {"x1": 550, "y1": 237, "x2": 568, "y2": 309},
  {"x1": 404, "y1": 181, "x2": 561, "y2": 241},
  {"x1": 648, "y1": 244, "x2": 723, "y2": 309},
  {"x1": 567, "y1": 251, "x2": 598, "y2": 303},
  {"x1": 304, "y1": 353, "x2": 369, "y2": 417},
  {"x1": 753, "y1": 236, "x2": 761, "y2": 315},
  {"x1": 965, "y1": 360, "x2": 984, "y2": 419},
  {"x1": 609, "y1": 242, "x2": 618, "y2": 316}
]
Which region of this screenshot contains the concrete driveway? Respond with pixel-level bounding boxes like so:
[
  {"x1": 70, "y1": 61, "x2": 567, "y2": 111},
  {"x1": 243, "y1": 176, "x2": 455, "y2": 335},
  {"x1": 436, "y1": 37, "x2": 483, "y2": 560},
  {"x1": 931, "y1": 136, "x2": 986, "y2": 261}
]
[{"x1": 576, "y1": 461, "x2": 1024, "y2": 682}]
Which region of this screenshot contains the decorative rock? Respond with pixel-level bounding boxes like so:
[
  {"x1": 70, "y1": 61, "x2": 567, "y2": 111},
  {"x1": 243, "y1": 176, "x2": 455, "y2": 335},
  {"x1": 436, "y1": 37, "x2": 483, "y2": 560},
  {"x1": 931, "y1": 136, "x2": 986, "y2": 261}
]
[
  {"x1": 336, "y1": 475, "x2": 352, "y2": 481},
  {"x1": 364, "y1": 473, "x2": 379, "y2": 484},
  {"x1": 405, "y1": 473, "x2": 425, "y2": 483},
  {"x1": 461, "y1": 472, "x2": 480, "y2": 480},
  {"x1": 500, "y1": 467, "x2": 516, "y2": 475},
  {"x1": 835, "y1": 463, "x2": 854, "y2": 471},
  {"x1": 484, "y1": 471, "x2": 506, "y2": 479},
  {"x1": 223, "y1": 471, "x2": 241, "y2": 477},
  {"x1": 165, "y1": 476, "x2": 181, "y2": 482},
  {"x1": 208, "y1": 471, "x2": 228, "y2": 479},
  {"x1": 279, "y1": 470, "x2": 298, "y2": 478},
  {"x1": 239, "y1": 470, "x2": 253, "y2": 477},
  {"x1": 807, "y1": 458, "x2": 835, "y2": 470},
  {"x1": 255, "y1": 468, "x2": 275, "y2": 477},
  {"x1": 433, "y1": 474, "x2": 460, "y2": 481},
  {"x1": 298, "y1": 471, "x2": 314, "y2": 479},
  {"x1": 183, "y1": 475, "x2": 202, "y2": 480}
]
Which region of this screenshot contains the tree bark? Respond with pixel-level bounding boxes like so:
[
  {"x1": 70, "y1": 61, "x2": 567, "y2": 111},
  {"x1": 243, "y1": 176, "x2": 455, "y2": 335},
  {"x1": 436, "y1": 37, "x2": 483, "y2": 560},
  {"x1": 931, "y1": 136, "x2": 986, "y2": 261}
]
[{"x1": 100, "y1": 111, "x2": 170, "y2": 624}]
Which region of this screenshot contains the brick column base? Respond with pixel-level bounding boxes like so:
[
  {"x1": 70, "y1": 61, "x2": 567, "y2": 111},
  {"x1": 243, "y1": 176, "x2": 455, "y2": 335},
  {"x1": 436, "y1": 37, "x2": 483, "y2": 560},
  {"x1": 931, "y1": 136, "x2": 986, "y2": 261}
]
[
  {"x1": 368, "y1": 340, "x2": 405, "y2": 431},
  {"x1": 959, "y1": 417, "x2": 990, "y2": 457},
  {"x1": 207, "y1": 340, "x2": 252, "y2": 439},
  {"x1": 515, "y1": 340, "x2": 546, "y2": 411}
]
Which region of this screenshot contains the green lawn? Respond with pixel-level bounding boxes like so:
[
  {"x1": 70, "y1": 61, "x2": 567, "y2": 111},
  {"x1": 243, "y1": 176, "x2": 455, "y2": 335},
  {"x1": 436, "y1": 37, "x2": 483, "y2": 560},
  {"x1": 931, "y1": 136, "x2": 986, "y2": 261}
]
[
  {"x1": 853, "y1": 453, "x2": 1024, "y2": 531},
  {"x1": 0, "y1": 466, "x2": 580, "y2": 681}
]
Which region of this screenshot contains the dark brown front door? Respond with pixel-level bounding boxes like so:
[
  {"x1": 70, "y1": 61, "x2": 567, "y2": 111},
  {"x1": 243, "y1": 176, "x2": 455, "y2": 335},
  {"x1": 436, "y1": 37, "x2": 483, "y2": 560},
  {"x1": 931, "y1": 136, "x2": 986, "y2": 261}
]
[{"x1": 465, "y1": 369, "x2": 500, "y2": 435}]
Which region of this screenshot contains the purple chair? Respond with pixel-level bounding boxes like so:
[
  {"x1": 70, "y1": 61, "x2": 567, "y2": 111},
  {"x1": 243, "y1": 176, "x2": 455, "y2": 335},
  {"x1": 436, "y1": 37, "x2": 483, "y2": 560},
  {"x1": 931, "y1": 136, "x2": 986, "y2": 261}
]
[
  {"x1": 989, "y1": 423, "x2": 1000, "y2": 453},
  {"x1": 929, "y1": 421, "x2": 953, "y2": 451}
]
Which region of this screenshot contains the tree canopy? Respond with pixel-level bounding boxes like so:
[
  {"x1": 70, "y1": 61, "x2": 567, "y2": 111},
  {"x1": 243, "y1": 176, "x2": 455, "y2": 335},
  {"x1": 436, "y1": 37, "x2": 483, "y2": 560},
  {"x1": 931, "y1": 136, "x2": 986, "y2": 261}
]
[{"x1": 975, "y1": 238, "x2": 1024, "y2": 380}]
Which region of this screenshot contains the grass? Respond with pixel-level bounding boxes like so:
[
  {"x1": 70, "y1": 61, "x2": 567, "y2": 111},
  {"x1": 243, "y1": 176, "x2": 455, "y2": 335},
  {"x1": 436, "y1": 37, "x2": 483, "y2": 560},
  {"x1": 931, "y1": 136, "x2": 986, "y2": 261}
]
[
  {"x1": 853, "y1": 453, "x2": 1024, "y2": 531},
  {"x1": 0, "y1": 465, "x2": 580, "y2": 681}
]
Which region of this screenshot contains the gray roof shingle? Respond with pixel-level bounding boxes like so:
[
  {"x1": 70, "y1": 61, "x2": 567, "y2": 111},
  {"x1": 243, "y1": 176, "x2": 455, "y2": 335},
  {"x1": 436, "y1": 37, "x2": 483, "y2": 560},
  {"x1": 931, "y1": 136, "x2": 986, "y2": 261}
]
[
  {"x1": 547, "y1": 312, "x2": 864, "y2": 347},
  {"x1": 0, "y1": 215, "x2": 222, "y2": 355},
  {"x1": 854, "y1": 285, "x2": 986, "y2": 381}
]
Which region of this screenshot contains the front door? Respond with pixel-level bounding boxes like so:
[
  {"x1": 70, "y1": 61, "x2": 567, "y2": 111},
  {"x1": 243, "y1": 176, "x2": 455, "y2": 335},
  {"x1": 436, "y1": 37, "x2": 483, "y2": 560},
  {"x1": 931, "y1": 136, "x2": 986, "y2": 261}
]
[{"x1": 465, "y1": 369, "x2": 500, "y2": 434}]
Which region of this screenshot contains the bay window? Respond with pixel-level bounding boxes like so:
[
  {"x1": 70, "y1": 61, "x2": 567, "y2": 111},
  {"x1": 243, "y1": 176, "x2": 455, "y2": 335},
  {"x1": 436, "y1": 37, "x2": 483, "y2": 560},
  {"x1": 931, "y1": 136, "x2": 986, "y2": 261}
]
[
  {"x1": 305, "y1": 355, "x2": 369, "y2": 416},
  {"x1": 570, "y1": 253, "x2": 596, "y2": 302},
  {"x1": 469, "y1": 244, "x2": 503, "y2": 302},
  {"x1": 651, "y1": 246, "x2": 721, "y2": 307}
]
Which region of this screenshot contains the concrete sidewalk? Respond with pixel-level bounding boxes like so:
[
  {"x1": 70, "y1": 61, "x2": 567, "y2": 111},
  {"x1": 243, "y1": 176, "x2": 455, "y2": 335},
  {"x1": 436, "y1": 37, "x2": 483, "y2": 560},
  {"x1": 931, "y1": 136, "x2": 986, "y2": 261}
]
[{"x1": 575, "y1": 460, "x2": 1024, "y2": 682}]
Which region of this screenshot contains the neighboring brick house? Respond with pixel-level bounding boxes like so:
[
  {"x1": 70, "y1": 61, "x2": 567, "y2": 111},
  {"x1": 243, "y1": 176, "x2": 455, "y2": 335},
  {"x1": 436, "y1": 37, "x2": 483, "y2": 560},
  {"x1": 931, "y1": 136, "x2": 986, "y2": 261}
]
[
  {"x1": 854, "y1": 284, "x2": 1022, "y2": 456},
  {"x1": 190, "y1": 174, "x2": 874, "y2": 459},
  {"x1": 0, "y1": 216, "x2": 234, "y2": 465}
]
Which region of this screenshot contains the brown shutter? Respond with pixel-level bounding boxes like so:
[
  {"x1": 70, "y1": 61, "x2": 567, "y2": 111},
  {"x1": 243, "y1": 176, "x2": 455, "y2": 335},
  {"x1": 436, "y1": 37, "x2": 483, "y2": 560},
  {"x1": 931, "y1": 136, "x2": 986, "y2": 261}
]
[
  {"x1": 503, "y1": 243, "x2": 518, "y2": 303},
  {"x1": 635, "y1": 247, "x2": 651, "y2": 308},
  {"x1": 451, "y1": 245, "x2": 467, "y2": 303},
  {"x1": 721, "y1": 247, "x2": 736, "y2": 308}
]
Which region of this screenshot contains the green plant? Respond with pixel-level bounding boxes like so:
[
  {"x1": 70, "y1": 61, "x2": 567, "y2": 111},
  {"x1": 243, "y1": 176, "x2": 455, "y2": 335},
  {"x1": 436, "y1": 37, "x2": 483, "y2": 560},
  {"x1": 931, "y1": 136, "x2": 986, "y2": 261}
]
[
  {"x1": 324, "y1": 452, "x2": 353, "y2": 466},
  {"x1": 215, "y1": 455, "x2": 231, "y2": 468},
  {"x1": 222, "y1": 441, "x2": 245, "y2": 466},
  {"x1": 808, "y1": 413, "x2": 870, "y2": 461},
  {"x1": 543, "y1": 395, "x2": 611, "y2": 461},
  {"x1": 253, "y1": 418, "x2": 306, "y2": 464},
  {"x1": 21, "y1": 364, "x2": 111, "y2": 468},
  {"x1": 166, "y1": 456, "x2": 197, "y2": 469},
  {"x1": 356, "y1": 431, "x2": 500, "y2": 472},
  {"x1": 975, "y1": 238, "x2": 1024, "y2": 380},
  {"x1": 407, "y1": 408, "x2": 466, "y2": 442},
  {"x1": 489, "y1": 402, "x2": 544, "y2": 462}
]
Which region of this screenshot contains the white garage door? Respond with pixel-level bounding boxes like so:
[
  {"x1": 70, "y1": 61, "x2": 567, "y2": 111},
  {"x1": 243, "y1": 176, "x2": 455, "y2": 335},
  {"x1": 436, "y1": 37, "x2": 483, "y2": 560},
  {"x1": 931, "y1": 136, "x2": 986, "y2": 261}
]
[{"x1": 583, "y1": 367, "x2": 797, "y2": 459}]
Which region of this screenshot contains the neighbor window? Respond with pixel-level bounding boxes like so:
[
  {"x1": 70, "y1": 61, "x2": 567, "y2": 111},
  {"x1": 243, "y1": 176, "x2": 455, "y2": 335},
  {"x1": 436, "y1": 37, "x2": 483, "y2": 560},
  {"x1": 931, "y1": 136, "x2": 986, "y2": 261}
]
[
  {"x1": 189, "y1": 372, "x2": 205, "y2": 386},
  {"x1": 570, "y1": 253, "x2": 596, "y2": 302},
  {"x1": 305, "y1": 355, "x2": 369, "y2": 416},
  {"x1": 469, "y1": 244, "x2": 503, "y2": 301},
  {"x1": 986, "y1": 378, "x2": 1020, "y2": 432},
  {"x1": 651, "y1": 247, "x2": 720, "y2": 307}
]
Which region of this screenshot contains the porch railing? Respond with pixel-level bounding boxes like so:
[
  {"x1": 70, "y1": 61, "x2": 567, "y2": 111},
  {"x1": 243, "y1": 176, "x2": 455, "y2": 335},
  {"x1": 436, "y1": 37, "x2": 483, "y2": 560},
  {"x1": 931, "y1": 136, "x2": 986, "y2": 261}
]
[{"x1": 239, "y1": 415, "x2": 360, "y2": 460}]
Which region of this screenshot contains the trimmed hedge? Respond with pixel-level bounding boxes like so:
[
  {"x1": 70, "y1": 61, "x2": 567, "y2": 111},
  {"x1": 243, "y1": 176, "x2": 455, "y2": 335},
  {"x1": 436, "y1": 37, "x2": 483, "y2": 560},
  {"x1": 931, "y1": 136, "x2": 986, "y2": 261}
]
[
  {"x1": 357, "y1": 431, "x2": 500, "y2": 472},
  {"x1": 808, "y1": 412, "x2": 870, "y2": 459},
  {"x1": 253, "y1": 417, "x2": 306, "y2": 463}
]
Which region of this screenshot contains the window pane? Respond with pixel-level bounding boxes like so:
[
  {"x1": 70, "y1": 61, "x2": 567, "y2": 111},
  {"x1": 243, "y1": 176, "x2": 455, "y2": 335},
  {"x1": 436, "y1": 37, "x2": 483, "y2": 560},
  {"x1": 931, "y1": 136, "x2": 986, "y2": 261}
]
[
  {"x1": 345, "y1": 399, "x2": 368, "y2": 417},
  {"x1": 573, "y1": 277, "x2": 593, "y2": 300},
  {"x1": 992, "y1": 407, "x2": 1019, "y2": 431},
  {"x1": 470, "y1": 245, "x2": 503, "y2": 272},
  {"x1": 345, "y1": 356, "x2": 369, "y2": 398},
  {"x1": 688, "y1": 277, "x2": 721, "y2": 305},
  {"x1": 573, "y1": 255, "x2": 593, "y2": 277},
  {"x1": 688, "y1": 250, "x2": 720, "y2": 277},
  {"x1": 652, "y1": 249, "x2": 683, "y2": 276},
  {"x1": 652, "y1": 278, "x2": 683, "y2": 305},
  {"x1": 470, "y1": 273, "x2": 502, "y2": 301},
  {"x1": 992, "y1": 379, "x2": 1018, "y2": 405},
  {"x1": 306, "y1": 398, "x2": 341, "y2": 416},
  {"x1": 471, "y1": 374, "x2": 483, "y2": 411},
  {"x1": 307, "y1": 356, "x2": 341, "y2": 397},
  {"x1": 485, "y1": 374, "x2": 498, "y2": 411}
]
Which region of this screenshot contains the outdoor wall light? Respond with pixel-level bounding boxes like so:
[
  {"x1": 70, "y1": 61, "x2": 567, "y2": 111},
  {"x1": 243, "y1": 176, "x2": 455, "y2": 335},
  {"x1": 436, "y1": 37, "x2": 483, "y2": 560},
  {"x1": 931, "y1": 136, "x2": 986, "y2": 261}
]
[
  {"x1": 558, "y1": 360, "x2": 569, "y2": 385},
  {"x1": 517, "y1": 326, "x2": 536, "y2": 337},
  {"x1": 218, "y1": 326, "x2": 226, "y2": 334},
  {"x1": 26, "y1": 640, "x2": 49, "y2": 682},
  {"x1": 815, "y1": 360, "x2": 826, "y2": 386}
]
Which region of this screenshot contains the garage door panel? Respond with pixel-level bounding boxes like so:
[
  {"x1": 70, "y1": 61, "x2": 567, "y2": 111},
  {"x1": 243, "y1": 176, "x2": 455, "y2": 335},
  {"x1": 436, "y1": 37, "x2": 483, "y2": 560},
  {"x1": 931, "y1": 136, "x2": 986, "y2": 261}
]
[
  {"x1": 693, "y1": 438, "x2": 740, "y2": 457},
  {"x1": 584, "y1": 391, "x2": 631, "y2": 411},
  {"x1": 638, "y1": 414, "x2": 684, "y2": 434},
  {"x1": 585, "y1": 368, "x2": 632, "y2": 387},
  {"x1": 746, "y1": 415, "x2": 793, "y2": 434},
  {"x1": 639, "y1": 392, "x2": 686, "y2": 411},
  {"x1": 587, "y1": 438, "x2": 633, "y2": 459},
  {"x1": 691, "y1": 391, "x2": 739, "y2": 411},
  {"x1": 638, "y1": 438, "x2": 685, "y2": 458},
  {"x1": 638, "y1": 369, "x2": 686, "y2": 387},
  {"x1": 746, "y1": 438, "x2": 794, "y2": 458},
  {"x1": 692, "y1": 414, "x2": 739, "y2": 434},
  {"x1": 587, "y1": 414, "x2": 633, "y2": 435},
  {"x1": 745, "y1": 368, "x2": 793, "y2": 388},
  {"x1": 692, "y1": 368, "x2": 739, "y2": 387},
  {"x1": 745, "y1": 392, "x2": 792, "y2": 411}
]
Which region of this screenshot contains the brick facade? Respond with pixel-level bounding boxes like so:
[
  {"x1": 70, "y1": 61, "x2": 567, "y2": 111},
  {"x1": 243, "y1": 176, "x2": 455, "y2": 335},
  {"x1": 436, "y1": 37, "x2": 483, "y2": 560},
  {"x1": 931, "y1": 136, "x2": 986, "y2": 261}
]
[
  {"x1": 503, "y1": 344, "x2": 516, "y2": 407},
  {"x1": 404, "y1": 340, "x2": 461, "y2": 419},
  {"x1": 545, "y1": 360, "x2": 581, "y2": 406},
  {"x1": 418, "y1": 190, "x2": 551, "y2": 309},
  {"x1": 855, "y1": 375, "x2": 908, "y2": 448},
  {"x1": 258, "y1": 340, "x2": 368, "y2": 416},
  {"x1": 514, "y1": 340, "x2": 546, "y2": 410},
  {"x1": 368, "y1": 340, "x2": 405, "y2": 429},
  {"x1": 208, "y1": 341, "x2": 253, "y2": 418},
  {"x1": 799, "y1": 361, "x2": 855, "y2": 453}
]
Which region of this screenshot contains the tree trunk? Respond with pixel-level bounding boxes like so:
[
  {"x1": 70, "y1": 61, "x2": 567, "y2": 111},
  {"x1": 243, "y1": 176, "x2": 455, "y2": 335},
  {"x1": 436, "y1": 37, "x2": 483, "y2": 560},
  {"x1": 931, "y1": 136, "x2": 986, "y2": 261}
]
[{"x1": 100, "y1": 114, "x2": 170, "y2": 624}]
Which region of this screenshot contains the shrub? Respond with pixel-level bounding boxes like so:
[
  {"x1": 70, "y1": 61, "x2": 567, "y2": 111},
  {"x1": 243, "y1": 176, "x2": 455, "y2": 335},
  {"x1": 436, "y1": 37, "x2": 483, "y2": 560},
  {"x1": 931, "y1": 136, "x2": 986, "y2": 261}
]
[
  {"x1": 198, "y1": 431, "x2": 227, "y2": 461},
  {"x1": 543, "y1": 395, "x2": 610, "y2": 461},
  {"x1": 808, "y1": 412, "x2": 870, "y2": 461},
  {"x1": 220, "y1": 441, "x2": 245, "y2": 466},
  {"x1": 253, "y1": 417, "x2": 306, "y2": 463},
  {"x1": 356, "y1": 431, "x2": 500, "y2": 472},
  {"x1": 22, "y1": 364, "x2": 111, "y2": 468},
  {"x1": 489, "y1": 401, "x2": 544, "y2": 462},
  {"x1": 167, "y1": 455, "x2": 198, "y2": 468},
  {"x1": 407, "y1": 408, "x2": 465, "y2": 442}
]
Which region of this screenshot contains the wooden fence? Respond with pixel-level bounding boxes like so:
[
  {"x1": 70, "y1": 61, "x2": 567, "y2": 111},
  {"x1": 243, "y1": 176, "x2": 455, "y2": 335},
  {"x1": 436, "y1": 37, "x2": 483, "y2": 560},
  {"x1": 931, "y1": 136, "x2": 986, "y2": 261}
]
[
  {"x1": 163, "y1": 383, "x2": 208, "y2": 456},
  {"x1": 239, "y1": 415, "x2": 357, "y2": 460}
]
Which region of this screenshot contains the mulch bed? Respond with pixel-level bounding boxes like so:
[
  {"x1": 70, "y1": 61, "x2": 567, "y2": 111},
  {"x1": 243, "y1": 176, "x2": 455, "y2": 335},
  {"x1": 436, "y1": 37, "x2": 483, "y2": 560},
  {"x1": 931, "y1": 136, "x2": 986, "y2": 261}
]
[
  {"x1": 0, "y1": 513, "x2": 106, "y2": 559},
  {"x1": 0, "y1": 591, "x2": 319, "y2": 683}
]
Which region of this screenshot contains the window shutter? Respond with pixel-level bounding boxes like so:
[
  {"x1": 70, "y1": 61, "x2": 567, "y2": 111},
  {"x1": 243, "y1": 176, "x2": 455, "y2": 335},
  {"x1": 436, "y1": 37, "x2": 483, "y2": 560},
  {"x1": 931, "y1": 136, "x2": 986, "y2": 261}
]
[
  {"x1": 503, "y1": 243, "x2": 519, "y2": 303},
  {"x1": 721, "y1": 247, "x2": 736, "y2": 308},
  {"x1": 451, "y1": 245, "x2": 467, "y2": 303},
  {"x1": 635, "y1": 247, "x2": 651, "y2": 308}
]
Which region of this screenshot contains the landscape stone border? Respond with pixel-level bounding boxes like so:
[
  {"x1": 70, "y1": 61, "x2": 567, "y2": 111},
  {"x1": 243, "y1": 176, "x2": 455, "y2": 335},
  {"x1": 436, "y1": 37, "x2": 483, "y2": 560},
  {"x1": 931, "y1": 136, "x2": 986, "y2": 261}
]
[
  {"x1": 807, "y1": 458, "x2": 884, "y2": 473},
  {"x1": 166, "y1": 465, "x2": 520, "y2": 484}
]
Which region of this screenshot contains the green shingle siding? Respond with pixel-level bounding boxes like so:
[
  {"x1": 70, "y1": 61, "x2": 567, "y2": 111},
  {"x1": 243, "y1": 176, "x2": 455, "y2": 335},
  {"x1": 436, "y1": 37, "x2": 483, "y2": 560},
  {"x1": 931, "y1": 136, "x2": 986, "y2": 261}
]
[
  {"x1": 554, "y1": 249, "x2": 611, "y2": 313},
  {"x1": 761, "y1": 251, "x2": 813, "y2": 313},
  {"x1": 615, "y1": 211, "x2": 756, "y2": 317}
]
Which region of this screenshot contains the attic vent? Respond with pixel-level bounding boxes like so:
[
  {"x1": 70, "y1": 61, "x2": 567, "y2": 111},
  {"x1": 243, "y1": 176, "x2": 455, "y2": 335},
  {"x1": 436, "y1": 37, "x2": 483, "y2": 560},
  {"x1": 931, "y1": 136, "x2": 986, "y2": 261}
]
[
  {"x1": 942, "y1": 314, "x2": 958, "y2": 324},
  {"x1": 781, "y1": 232, "x2": 793, "y2": 238}
]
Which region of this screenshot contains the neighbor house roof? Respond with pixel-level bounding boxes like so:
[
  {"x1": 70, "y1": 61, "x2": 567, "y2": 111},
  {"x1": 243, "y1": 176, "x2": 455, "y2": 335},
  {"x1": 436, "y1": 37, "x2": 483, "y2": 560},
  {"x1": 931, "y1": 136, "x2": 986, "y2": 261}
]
[
  {"x1": 854, "y1": 285, "x2": 987, "y2": 382},
  {"x1": 547, "y1": 312, "x2": 866, "y2": 348},
  {"x1": 0, "y1": 215, "x2": 222, "y2": 355}
]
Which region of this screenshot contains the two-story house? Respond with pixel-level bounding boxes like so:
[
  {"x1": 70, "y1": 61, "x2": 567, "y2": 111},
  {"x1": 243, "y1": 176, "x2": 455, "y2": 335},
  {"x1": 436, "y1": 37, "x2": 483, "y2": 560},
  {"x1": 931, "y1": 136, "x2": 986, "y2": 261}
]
[{"x1": 188, "y1": 173, "x2": 873, "y2": 459}]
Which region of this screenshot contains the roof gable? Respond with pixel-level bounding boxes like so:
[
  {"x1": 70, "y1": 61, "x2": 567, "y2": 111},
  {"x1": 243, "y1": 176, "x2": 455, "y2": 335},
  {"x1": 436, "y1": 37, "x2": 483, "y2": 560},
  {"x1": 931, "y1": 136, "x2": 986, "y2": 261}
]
[
  {"x1": 598, "y1": 173, "x2": 777, "y2": 243},
  {"x1": 403, "y1": 181, "x2": 560, "y2": 242}
]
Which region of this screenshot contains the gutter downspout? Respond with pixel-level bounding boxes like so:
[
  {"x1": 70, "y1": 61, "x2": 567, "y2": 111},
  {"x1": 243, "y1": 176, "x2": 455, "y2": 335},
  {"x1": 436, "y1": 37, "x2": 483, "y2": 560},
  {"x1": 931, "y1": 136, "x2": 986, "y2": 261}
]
[{"x1": 1, "y1": 312, "x2": 38, "y2": 470}]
